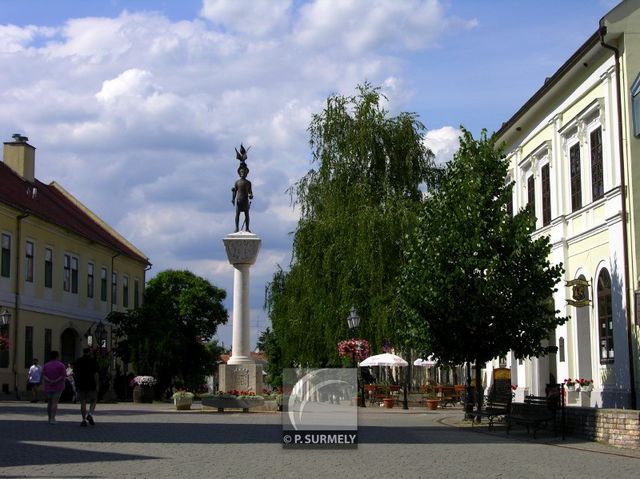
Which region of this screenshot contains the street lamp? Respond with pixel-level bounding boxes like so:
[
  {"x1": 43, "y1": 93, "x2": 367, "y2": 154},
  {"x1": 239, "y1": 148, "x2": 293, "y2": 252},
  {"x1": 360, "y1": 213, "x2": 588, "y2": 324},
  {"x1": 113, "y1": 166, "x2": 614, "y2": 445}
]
[
  {"x1": 347, "y1": 307, "x2": 360, "y2": 331},
  {"x1": 0, "y1": 307, "x2": 10, "y2": 327},
  {"x1": 94, "y1": 320, "x2": 107, "y2": 350},
  {"x1": 85, "y1": 319, "x2": 107, "y2": 349},
  {"x1": 346, "y1": 307, "x2": 365, "y2": 408}
]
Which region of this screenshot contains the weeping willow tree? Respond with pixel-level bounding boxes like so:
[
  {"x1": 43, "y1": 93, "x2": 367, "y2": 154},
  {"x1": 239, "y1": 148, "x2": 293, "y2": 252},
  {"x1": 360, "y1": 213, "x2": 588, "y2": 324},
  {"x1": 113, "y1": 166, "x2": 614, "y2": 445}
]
[{"x1": 265, "y1": 83, "x2": 438, "y2": 367}]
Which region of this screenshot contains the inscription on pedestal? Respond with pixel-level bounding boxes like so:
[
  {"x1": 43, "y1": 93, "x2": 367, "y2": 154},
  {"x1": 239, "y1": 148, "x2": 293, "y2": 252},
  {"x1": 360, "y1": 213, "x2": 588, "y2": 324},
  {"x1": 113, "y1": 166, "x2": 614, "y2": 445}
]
[{"x1": 235, "y1": 367, "x2": 250, "y2": 389}]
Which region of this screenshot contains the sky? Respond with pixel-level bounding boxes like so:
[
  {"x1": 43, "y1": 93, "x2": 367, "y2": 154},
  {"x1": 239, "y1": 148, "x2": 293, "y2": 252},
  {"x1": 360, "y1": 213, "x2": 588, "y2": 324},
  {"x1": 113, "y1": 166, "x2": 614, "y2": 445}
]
[{"x1": 0, "y1": 0, "x2": 620, "y2": 350}]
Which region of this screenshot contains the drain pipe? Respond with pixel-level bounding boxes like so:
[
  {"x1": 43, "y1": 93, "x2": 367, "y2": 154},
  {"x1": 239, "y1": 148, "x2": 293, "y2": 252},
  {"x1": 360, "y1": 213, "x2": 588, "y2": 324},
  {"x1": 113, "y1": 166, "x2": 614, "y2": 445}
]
[{"x1": 599, "y1": 22, "x2": 637, "y2": 410}]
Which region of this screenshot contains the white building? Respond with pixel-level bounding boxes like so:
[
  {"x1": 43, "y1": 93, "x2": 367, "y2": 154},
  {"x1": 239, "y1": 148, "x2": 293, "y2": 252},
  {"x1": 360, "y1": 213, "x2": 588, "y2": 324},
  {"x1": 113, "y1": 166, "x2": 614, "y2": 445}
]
[{"x1": 489, "y1": 0, "x2": 640, "y2": 409}]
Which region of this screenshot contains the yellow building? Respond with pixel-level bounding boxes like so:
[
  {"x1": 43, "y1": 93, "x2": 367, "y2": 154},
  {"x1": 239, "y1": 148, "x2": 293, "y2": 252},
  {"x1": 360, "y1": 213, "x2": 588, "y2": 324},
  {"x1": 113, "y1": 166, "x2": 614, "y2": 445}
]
[
  {"x1": 489, "y1": 0, "x2": 640, "y2": 409},
  {"x1": 0, "y1": 134, "x2": 150, "y2": 397}
]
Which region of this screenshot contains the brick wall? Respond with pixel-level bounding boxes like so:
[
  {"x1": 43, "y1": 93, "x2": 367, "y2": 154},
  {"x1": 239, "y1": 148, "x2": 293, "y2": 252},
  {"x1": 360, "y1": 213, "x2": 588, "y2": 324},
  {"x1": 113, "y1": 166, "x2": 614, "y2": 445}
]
[{"x1": 561, "y1": 407, "x2": 640, "y2": 449}]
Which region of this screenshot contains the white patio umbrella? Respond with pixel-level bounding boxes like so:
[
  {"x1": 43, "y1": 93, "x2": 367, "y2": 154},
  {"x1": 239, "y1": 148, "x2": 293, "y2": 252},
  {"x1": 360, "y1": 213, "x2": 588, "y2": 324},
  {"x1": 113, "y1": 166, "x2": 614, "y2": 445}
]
[{"x1": 359, "y1": 353, "x2": 408, "y2": 367}]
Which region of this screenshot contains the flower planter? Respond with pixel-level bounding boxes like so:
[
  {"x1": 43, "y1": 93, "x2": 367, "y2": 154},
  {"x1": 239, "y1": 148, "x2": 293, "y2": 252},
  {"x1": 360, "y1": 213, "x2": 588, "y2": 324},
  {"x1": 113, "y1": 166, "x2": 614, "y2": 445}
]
[
  {"x1": 565, "y1": 384, "x2": 576, "y2": 392},
  {"x1": 426, "y1": 399, "x2": 439, "y2": 410},
  {"x1": 174, "y1": 397, "x2": 193, "y2": 410},
  {"x1": 579, "y1": 385, "x2": 593, "y2": 393},
  {"x1": 202, "y1": 396, "x2": 264, "y2": 412},
  {"x1": 133, "y1": 385, "x2": 154, "y2": 403},
  {"x1": 383, "y1": 398, "x2": 395, "y2": 408}
]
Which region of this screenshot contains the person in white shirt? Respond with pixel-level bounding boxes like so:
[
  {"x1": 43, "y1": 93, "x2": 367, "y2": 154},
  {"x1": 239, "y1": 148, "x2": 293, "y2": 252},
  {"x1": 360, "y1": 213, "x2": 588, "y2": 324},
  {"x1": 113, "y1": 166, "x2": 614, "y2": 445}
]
[{"x1": 28, "y1": 359, "x2": 42, "y2": 403}]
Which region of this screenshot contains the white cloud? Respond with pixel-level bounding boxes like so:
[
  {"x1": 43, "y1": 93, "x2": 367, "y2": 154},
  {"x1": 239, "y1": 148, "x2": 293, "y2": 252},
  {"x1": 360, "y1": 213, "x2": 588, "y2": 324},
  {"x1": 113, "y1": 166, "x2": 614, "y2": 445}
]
[
  {"x1": 0, "y1": 1, "x2": 477, "y2": 347},
  {"x1": 200, "y1": 0, "x2": 292, "y2": 37},
  {"x1": 294, "y1": 0, "x2": 476, "y2": 55},
  {"x1": 96, "y1": 68, "x2": 157, "y2": 103},
  {"x1": 424, "y1": 126, "x2": 460, "y2": 166}
]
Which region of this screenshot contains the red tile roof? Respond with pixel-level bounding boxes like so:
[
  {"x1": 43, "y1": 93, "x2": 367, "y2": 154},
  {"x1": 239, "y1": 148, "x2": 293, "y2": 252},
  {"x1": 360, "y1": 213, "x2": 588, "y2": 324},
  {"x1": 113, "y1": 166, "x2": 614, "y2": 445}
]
[{"x1": 0, "y1": 161, "x2": 149, "y2": 265}]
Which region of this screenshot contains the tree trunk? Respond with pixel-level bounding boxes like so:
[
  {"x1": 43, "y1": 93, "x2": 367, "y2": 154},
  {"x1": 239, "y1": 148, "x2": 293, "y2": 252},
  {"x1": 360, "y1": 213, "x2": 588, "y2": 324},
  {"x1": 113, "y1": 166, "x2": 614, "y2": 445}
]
[{"x1": 474, "y1": 360, "x2": 483, "y2": 421}]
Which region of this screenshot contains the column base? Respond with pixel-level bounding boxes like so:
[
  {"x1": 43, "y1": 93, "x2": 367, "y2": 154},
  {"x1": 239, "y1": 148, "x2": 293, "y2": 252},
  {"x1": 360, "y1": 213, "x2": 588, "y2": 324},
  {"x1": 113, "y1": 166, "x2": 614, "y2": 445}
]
[{"x1": 219, "y1": 363, "x2": 263, "y2": 394}]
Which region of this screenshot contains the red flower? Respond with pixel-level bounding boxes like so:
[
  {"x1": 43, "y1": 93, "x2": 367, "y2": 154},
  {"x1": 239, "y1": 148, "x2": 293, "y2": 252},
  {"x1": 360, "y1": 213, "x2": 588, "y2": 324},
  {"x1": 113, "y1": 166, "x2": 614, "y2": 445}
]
[
  {"x1": 0, "y1": 335, "x2": 10, "y2": 352},
  {"x1": 337, "y1": 339, "x2": 370, "y2": 361}
]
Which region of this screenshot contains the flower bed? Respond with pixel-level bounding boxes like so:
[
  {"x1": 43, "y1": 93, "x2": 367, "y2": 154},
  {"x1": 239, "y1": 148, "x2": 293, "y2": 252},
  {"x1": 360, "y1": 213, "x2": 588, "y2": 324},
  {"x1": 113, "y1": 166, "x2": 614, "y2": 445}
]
[{"x1": 201, "y1": 393, "x2": 264, "y2": 412}]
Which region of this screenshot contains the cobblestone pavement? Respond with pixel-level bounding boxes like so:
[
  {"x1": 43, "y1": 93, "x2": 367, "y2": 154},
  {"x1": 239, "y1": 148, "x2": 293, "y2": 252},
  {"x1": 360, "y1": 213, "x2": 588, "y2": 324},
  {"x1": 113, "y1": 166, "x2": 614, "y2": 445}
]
[{"x1": 1, "y1": 401, "x2": 639, "y2": 479}]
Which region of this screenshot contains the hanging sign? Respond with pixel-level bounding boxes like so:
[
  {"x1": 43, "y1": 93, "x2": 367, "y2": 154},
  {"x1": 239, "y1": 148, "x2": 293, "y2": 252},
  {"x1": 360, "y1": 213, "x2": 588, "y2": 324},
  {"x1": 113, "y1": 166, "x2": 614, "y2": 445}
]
[{"x1": 566, "y1": 278, "x2": 590, "y2": 307}]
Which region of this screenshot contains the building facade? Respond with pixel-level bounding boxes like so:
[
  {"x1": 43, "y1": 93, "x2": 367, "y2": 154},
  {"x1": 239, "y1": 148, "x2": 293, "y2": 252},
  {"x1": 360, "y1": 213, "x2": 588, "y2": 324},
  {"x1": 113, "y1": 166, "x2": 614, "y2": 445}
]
[
  {"x1": 488, "y1": 0, "x2": 640, "y2": 409},
  {"x1": 0, "y1": 135, "x2": 150, "y2": 396}
]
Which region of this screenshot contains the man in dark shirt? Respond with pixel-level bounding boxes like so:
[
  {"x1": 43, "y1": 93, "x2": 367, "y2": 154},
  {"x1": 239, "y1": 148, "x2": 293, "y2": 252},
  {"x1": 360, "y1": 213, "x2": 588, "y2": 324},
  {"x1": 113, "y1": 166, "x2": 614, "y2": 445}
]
[{"x1": 74, "y1": 348, "x2": 99, "y2": 427}]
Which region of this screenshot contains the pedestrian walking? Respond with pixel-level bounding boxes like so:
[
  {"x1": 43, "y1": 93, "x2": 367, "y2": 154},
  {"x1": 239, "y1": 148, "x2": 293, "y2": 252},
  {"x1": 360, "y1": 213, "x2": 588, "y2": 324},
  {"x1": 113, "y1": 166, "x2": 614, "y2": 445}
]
[
  {"x1": 27, "y1": 358, "x2": 42, "y2": 402},
  {"x1": 74, "y1": 347, "x2": 99, "y2": 427},
  {"x1": 41, "y1": 351, "x2": 66, "y2": 424}
]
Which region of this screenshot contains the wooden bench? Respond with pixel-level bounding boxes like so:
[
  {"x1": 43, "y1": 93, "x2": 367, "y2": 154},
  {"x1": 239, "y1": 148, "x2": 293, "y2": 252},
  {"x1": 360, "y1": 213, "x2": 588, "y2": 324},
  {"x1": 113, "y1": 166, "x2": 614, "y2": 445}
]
[
  {"x1": 507, "y1": 395, "x2": 558, "y2": 438},
  {"x1": 471, "y1": 393, "x2": 512, "y2": 429}
]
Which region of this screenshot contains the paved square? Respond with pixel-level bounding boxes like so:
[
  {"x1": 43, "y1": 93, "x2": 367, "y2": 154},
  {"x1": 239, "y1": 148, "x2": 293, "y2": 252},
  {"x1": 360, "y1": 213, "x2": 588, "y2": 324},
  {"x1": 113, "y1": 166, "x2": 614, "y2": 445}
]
[{"x1": 1, "y1": 401, "x2": 639, "y2": 478}]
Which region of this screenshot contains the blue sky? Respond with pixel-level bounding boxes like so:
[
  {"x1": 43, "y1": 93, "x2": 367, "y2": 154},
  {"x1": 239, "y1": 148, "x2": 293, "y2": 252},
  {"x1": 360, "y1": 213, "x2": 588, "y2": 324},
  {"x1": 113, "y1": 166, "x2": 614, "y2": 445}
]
[{"x1": 0, "y1": 0, "x2": 619, "y2": 349}]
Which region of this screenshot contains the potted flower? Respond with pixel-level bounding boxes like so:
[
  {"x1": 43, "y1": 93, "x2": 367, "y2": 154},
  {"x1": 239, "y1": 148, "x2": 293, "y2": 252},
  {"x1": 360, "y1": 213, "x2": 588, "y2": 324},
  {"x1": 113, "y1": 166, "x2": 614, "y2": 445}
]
[
  {"x1": 0, "y1": 334, "x2": 10, "y2": 352},
  {"x1": 172, "y1": 390, "x2": 195, "y2": 410},
  {"x1": 563, "y1": 378, "x2": 576, "y2": 391},
  {"x1": 131, "y1": 375, "x2": 156, "y2": 403},
  {"x1": 421, "y1": 384, "x2": 438, "y2": 410},
  {"x1": 576, "y1": 378, "x2": 594, "y2": 392}
]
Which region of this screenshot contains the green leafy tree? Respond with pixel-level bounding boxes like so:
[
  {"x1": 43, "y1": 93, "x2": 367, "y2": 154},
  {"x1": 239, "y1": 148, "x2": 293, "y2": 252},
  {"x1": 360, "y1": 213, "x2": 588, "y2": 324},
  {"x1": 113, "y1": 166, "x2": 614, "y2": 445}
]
[
  {"x1": 109, "y1": 269, "x2": 227, "y2": 395},
  {"x1": 257, "y1": 327, "x2": 283, "y2": 389},
  {"x1": 267, "y1": 83, "x2": 437, "y2": 367},
  {"x1": 399, "y1": 128, "x2": 567, "y2": 413}
]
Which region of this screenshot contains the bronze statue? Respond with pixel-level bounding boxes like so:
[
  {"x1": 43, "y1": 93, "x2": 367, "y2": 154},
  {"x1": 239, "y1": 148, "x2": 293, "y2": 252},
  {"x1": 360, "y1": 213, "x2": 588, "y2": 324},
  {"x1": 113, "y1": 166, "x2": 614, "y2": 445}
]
[{"x1": 231, "y1": 144, "x2": 253, "y2": 232}]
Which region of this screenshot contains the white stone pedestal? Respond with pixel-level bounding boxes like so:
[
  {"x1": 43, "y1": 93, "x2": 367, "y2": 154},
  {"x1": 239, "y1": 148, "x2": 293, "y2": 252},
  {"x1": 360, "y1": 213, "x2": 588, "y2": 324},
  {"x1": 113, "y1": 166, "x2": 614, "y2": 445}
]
[
  {"x1": 220, "y1": 232, "x2": 262, "y2": 392},
  {"x1": 219, "y1": 363, "x2": 263, "y2": 395}
]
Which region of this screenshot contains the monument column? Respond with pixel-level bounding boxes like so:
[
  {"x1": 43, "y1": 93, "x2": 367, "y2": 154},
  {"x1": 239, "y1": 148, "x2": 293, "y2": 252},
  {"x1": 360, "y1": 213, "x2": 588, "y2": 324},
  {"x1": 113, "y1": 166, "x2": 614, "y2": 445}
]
[
  {"x1": 223, "y1": 232, "x2": 261, "y2": 365},
  {"x1": 217, "y1": 144, "x2": 263, "y2": 395}
]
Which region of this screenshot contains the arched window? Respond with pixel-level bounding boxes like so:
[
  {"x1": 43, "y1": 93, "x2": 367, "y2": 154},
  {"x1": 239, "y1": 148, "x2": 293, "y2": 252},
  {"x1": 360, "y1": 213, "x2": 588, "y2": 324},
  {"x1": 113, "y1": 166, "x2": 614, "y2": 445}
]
[{"x1": 597, "y1": 269, "x2": 614, "y2": 364}]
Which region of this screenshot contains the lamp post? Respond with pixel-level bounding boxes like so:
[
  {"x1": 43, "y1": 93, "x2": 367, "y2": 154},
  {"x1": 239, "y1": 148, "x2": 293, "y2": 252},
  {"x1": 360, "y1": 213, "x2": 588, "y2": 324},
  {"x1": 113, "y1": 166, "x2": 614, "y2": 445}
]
[
  {"x1": 346, "y1": 307, "x2": 365, "y2": 408},
  {"x1": 85, "y1": 319, "x2": 113, "y2": 401},
  {"x1": 0, "y1": 307, "x2": 15, "y2": 398}
]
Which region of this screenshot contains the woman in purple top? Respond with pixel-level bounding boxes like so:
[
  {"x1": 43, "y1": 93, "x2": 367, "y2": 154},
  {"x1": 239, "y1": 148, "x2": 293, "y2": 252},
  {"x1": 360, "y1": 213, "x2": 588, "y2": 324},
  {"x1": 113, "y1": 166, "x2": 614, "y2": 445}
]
[{"x1": 42, "y1": 350, "x2": 67, "y2": 425}]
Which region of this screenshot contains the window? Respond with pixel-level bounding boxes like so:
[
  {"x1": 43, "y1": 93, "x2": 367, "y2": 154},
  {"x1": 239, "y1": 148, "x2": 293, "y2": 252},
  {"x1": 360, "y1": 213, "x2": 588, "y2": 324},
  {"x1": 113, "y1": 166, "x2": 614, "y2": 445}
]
[
  {"x1": 100, "y1": 267, "x2": 107, "y2": 302},
  {"x1": 134, "y1": 279, "x2": 140, "y2": 308},
  {"x1": 597, "y1": 269, "x2": 614, "y2": 364},
  {"x1": 63, "y1": 254, "x2": 70, "y2": 292},
  {"x1": 541, "y1": 164, "x2": 551, "y2": 226},
  {"x1": 570, "y1": 143, "x2": 582, "y2": 211},
  {"x1": 559, "y1": 337, "x2": 565, "y2": 363},
  {"x1": 123, "y1": 276, "x2": 129, "y2": 308},
  {"x1": 25, "y1": 241, "x2": 34, "y2": 282},
  {"x1": 24, "y1": 326, "x2": 33, "y2": 369},
  {"x1": 44, "y1": 328, "x2": 52, "y2": 361},
  {"x1": 527, "y1": 175, "x2": 536, "y2": 219},
  {"x1": 632, "y1": 73, "x2": 640, "y2": 137},
  {"x1": 71, "y1": 257, "x2": 78, "y2": 294},
  {"x1": 1, "y1": 233, "x2": 10, "y2": 278},
  {"x1": 44, "y1": 248, "x2": 53, "y2": 288},
  {"x1": 112, "y1": 272, "x2": 117, "y2": 305},
  {"x1": 591, "y1": 127, "x2": 604, "y2": 201},
  {"x1": 87, "y1": 263, "x2": 94, "y2": 298}
]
